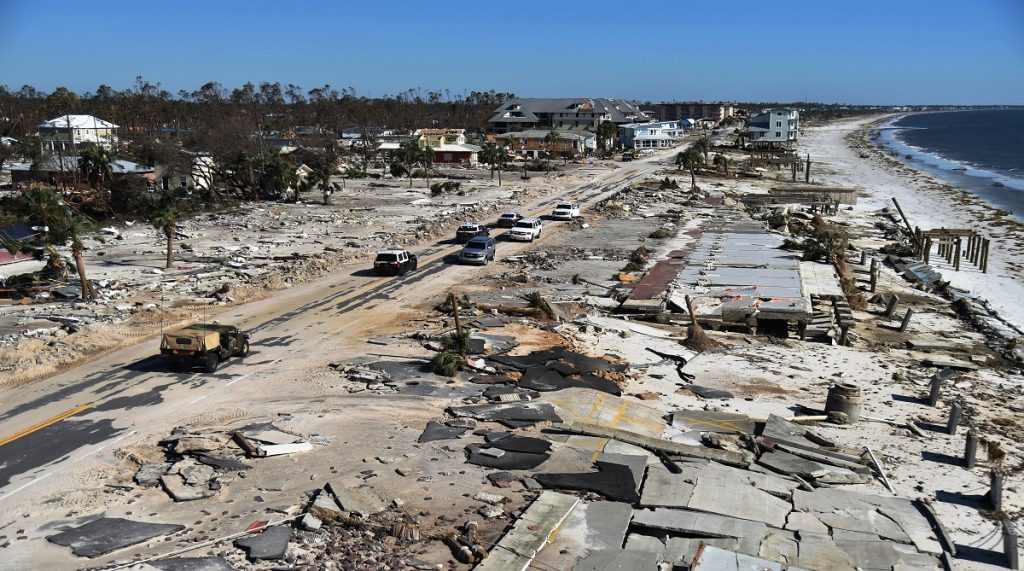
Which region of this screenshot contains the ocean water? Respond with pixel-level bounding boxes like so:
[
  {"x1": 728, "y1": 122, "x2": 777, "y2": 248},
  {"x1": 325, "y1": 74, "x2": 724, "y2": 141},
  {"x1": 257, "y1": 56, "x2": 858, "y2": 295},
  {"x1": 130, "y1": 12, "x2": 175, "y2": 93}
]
[{"x1": 873, "y1": 109, "x2": 1024, "y2": 221}]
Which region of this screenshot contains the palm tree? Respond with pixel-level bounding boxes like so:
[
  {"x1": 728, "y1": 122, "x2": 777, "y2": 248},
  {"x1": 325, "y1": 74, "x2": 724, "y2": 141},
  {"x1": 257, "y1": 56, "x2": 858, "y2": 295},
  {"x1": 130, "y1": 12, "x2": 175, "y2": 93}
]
[
  {"x1": 680, "y1": 147, "x2": 704, "y2": 190},
  {"x1": 479, "y1": 142, "x2": 506, "y2": 186},
  {"x1": 398, "y1": 140, "x2": 423, "y2": 188},
  {"x1": 78, "y1": 145, "x2": 115, "y2": 189},
  {"x1": 149, "y1": 204, "x2": 183, "y2": 269},
  {"x1": 713, "y1": 153, "x2": 729, "y2": 175},
  {"x1": 596, "y1": 120, "x2": 618, "y2": 153},
  {"x1": 694, "y1": 136, "x2": 711, "y2": 164},
  {"x1": 543, "y1": 130, "x2": 559, "y2": 171}
]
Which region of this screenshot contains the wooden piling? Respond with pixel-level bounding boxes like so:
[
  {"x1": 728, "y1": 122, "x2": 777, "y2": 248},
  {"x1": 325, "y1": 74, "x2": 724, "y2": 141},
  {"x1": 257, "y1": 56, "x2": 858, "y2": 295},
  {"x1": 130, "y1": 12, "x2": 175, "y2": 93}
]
[
  {"x1": 923, "y1": 237, "x2": 931, "y2": 264},
  {"x1": 989, "y1": 470, "x2": 1004, "y2": 511},
  {"x1": 884, "y1": 295, "x2": 901, "y2": 318},
  {"x1": 964, "y1": 431, "x2": 978, "y2": 469},
  {"x1": 869, "y1": 258, "x2": 878, "y2": 293},
  {"x1": 946, "y1": 402, "x2": 961, "y2": 435},
  {"x1": 981, "y1": 239, "x2": 990, "y2": 273},
  {"x1": 1004, "y1": 520, "x2": 1020, "y2": 570},
  {"x1": 899, "y1": 308, "x2": 915, "y2": 332},
  {"x1": 805, "y1": 154, "x2": 811, "y2": 183},
  {"x1": 953, "y1": 238, "x2": 961, "y2": 271},
  {"x1": 928, "y1": 374, "x2": 942, "y2": 407}
]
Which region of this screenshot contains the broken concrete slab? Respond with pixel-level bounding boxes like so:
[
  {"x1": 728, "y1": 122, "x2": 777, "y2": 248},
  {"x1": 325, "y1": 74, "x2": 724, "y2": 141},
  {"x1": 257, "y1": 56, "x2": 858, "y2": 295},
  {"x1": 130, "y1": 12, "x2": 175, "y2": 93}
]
[
  {"x1": 417, "y1": 421, "x2": 469, "y2": 443},
  {"x1": 557, "y1": 421, "x2": 754, "y2": 467},
  {"x1": 518, "y1": 366, "x2": 622, "y2": 396},
  {"x1": 791, "y1": 488, "x2": 942, "y2": 555},
  {"x1": 534, "y1": 460, "x2": 642, "y2": 503},
  {"x1": 447, "y1": 401, "x2": 562, "y2": 428},
  {"x1": 624, "y1": 533, "x2": 667, "y2": 555},
  {"x1": 149, "y1": 556, "x2": 235, "y2": 571},
  {"x1": 665, "y1": 537, "x2": 741, "y2": 565},
  {"x1": 572, "y1": 548, "x2": 661, "y2": 570},
  {"x1": 584, "y1": 501, "x2": 634, "y2": 550},
  {"x1": 631, "y1": 508, "x2": 767, "y2": 556},
  {"x1": 759, "y1": 530, "x2": 800, "y2": 565},
  {"x1": 465, "y1": 443, "x2": 550, "y2": 470},
  {"x1": 639, "y1": 464, "x2": 695, "y2": 508},
  {"x1": 476, "y1": 491, "x2": 578, "y2": 571},
  {"x1": 325, "y1": 482, "x2": 387, "y2": 516},
  {"x1": 484, "y1": 432, "x2": 553, "y2": 454},
  {"x1": 47, "y1": 517, "x2": 185, "y2": 558},
  {"x1": 160, "y1": 474, "x2": 216, "y2": 502},
  {"x1": 671, "y1": 410, "x2": 755, "y2": 434},
  {"x1": 233, "y1": 525, "x2": 291, "y2": 561},
  {"x1": 134, "y1": 463, "x2": 170, "y2": 486},
  {"x1": 789, "y1": 532, "x2": 857, "y2": 570},
  {"x1": 687, "y1": 468, "x2": 791, "y2": 527},
  {"x1": 309, "y1": 488, "x2": 345, "y2": 519},
  {"x1": 195, "y1": 453, "x2": 251, "y2": 471},
  {"x1": 761, "y1": 414, "x2": 836, "y2": 448},
  {"x1": 690, "y1": 544, "x2": 813, "y2": 570},
  {"x1": 757, "y1": 449, "x2": 865, "y2": 484},
  {"x1": 784, "y1": 512, "x2": 829, "y2": 534},
  {"x1": 678, "y1": 385, "x2": 735, "y2": 399},
  {"x1": 171, "y1": 436, "x2": 224, "y2": 455},
  {"x1": 242, "y1": 428, "x2": 300, "y2": 445}
]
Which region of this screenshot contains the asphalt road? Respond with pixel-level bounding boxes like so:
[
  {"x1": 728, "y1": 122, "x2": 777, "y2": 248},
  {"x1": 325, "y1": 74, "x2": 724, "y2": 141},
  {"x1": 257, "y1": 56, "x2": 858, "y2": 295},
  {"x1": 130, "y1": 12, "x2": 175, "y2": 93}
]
[{"x1": 0, "y1": 153, "x2": 671, "y2": 506}]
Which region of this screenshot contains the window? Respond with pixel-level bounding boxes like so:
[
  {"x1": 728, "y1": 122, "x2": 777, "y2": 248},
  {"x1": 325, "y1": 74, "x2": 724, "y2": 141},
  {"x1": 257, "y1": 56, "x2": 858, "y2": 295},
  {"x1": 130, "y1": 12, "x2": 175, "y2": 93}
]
[
  {"x1": 776, "y1": 121, "x2": 781, "y2": 127},
  {"x1": 775, "y1": 131, "x2": 781, "y2": 138}
]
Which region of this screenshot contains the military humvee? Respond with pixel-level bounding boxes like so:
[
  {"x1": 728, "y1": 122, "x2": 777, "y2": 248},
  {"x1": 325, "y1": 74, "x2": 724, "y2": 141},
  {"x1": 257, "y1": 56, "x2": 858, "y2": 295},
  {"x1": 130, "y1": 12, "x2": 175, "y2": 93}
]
[{"x1": 160, "y1": 323, "x2": 250, "y2": 372}]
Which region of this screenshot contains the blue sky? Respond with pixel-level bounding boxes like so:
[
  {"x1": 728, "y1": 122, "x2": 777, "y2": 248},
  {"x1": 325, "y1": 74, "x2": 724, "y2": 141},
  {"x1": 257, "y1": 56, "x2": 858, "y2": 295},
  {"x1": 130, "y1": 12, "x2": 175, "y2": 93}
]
[{"x1": 1, "y1": 0, "x2": 1022, "y2": 104}]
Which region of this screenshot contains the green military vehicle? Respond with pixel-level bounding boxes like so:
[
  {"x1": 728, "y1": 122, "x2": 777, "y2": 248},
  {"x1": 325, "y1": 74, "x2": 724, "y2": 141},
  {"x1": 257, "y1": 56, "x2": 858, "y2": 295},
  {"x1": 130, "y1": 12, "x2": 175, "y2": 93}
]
[{"x1": 160, "y1": 323, "x2": 250, "y2": 372}]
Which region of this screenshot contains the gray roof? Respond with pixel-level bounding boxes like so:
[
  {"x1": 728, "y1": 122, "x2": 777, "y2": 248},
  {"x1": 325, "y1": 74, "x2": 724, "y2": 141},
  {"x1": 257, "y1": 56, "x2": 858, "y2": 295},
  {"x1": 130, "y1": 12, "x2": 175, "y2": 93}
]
[
  {"x1": 495, "y1": 130, "x2": 596, "y2": 141},
  {"x1": 8, "y1": 156, "x2": 154, "y2": 174},
  {"x1": 489, "y1": 98, "x2": 645, "y2": 124}
]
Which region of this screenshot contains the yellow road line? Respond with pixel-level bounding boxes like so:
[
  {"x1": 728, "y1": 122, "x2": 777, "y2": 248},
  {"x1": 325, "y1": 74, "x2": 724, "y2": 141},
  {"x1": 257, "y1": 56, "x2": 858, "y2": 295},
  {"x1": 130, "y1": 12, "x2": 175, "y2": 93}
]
[{"x1": 0, "y1": 404, "x2": 92, "y2": 447}]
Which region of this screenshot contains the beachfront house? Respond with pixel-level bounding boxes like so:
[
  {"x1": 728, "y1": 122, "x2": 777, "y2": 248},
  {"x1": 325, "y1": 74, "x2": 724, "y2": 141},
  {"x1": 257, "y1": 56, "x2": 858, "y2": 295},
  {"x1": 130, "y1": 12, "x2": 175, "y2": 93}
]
[
  {"x1": 494, "y1": 130, "x2": 597, "y2": 158},
  {"x1": 619, "y1": 121, "x2": 684, "y2": 150},
  {"x1": 413, "y1": 129, "x2": 481, "y2": 165},
  {"x1": 37, "y1": 114, "x2": 119, "y2": 152},
  {"x1": 748, "y1": 109, "x2": 800, "y2": 148},
  {"x1": 9, "y1": 156, "x2": 154, "y2": 185},
  {"x1": 488, "y1": 98, "x2": 646, "y2": 133}
]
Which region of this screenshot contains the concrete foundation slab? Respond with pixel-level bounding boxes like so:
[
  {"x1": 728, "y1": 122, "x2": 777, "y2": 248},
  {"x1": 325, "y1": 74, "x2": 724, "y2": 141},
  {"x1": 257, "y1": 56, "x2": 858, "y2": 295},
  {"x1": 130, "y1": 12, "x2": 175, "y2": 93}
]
[{"x1": 47, "y1": 517, "x2": 185, "y2": 558}]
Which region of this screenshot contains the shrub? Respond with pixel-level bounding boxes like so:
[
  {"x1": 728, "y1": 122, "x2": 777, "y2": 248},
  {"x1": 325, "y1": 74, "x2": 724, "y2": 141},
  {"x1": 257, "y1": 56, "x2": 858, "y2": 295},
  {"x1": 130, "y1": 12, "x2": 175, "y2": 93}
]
[{"x1": 430, "y1": 351, "x2": 463, "y2": 376}]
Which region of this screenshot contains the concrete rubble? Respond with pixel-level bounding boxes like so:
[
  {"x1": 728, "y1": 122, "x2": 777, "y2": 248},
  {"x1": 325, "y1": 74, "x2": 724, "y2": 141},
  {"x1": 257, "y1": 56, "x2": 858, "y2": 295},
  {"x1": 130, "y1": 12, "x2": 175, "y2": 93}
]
[{"x1": 13, "y1": 142, "x2": 1024, "y2": 571}]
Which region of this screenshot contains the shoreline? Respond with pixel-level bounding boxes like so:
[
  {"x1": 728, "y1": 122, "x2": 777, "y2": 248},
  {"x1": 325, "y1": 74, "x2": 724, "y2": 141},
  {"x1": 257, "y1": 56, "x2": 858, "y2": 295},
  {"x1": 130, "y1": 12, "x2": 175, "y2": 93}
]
[
  {"x1": 800, "y1": 114, "x2": 1024, "y2": 337},
  {"x1": 874, "y1": 112, "x2": 1024, "y2": 222}
]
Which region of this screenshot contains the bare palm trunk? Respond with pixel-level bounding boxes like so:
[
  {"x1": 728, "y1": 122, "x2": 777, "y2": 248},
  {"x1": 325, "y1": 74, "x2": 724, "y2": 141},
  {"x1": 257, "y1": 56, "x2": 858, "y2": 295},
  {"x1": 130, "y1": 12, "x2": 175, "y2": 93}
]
[
  {"x1": 165, "y1": 226, "x2": 174, "y2": 269},
  {"x1": 73, "y1": 246, "x2": 96, "y2": 300},
  {"x1": 497, "y1": 164, "x2": 502, "y2": 187},
  {"x1": 689, "y1": 167, "x2": 696, "y2": 190}
]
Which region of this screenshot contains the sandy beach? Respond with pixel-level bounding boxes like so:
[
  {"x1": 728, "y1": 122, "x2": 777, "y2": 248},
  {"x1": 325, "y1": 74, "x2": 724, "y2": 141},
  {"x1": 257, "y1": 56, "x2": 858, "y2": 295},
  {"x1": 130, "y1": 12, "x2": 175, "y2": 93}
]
[{"x1": 799, "y1": 115, "x2": 1024, "y2": 335}]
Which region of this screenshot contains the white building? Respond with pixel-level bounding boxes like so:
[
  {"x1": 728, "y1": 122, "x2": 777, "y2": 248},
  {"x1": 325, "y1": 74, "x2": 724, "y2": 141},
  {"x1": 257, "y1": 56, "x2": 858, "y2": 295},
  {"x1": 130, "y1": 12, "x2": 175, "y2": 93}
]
[
  {"x1": 748, "y1": 109, "x2": 799, "y2": 147},
  {"x1": 37, "y1": 114, "x2": 119, "y2": 152},
  {"x1": 618, "y1": 121, "x2": 685, "y2": 149}
]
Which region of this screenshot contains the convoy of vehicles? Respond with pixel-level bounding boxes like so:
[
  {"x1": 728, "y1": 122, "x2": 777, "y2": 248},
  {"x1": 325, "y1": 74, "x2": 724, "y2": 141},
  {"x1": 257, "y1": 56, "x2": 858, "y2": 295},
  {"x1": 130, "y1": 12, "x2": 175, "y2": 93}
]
[
  {"x1": 160, "y1": 323, "x2": 250, "y2": 373},
  {"x1": 373, "y1": 250, "x2": 418, "y2": 276}
]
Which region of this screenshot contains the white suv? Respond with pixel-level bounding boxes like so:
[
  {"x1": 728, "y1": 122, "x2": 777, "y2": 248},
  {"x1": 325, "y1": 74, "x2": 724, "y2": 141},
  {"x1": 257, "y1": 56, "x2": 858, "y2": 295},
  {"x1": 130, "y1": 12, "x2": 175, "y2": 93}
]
[
  {"x1": 508, "y1": 217, "x2": 543, "y2": 241},
  {"x1": 551, "y1": 201, "x2": 580, "y2": 220}
]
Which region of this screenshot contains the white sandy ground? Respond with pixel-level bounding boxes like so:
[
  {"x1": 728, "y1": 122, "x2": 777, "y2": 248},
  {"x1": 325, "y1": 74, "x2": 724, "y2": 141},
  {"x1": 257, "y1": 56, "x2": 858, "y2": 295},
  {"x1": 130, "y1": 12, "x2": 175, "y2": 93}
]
[
  {"x1": 798, "y1": 115, "x2": 1024, "y2": 332},
  {"x1": 2, "y1": 124, "x2": 1022, "y2": 569}
]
